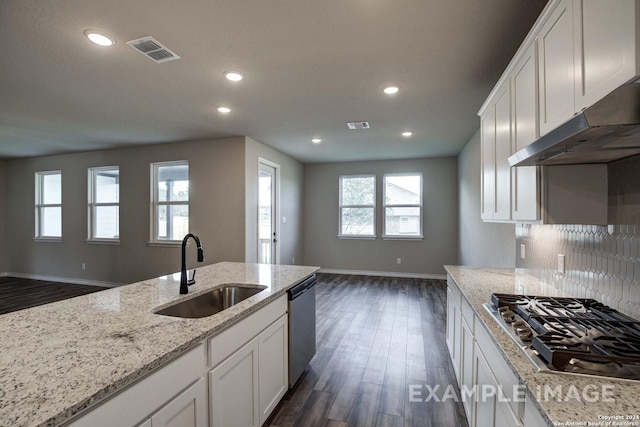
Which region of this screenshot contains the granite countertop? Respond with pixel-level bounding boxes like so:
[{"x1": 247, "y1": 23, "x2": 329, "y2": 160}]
[
  {"x1": 0, "y1": 262, "x2": 319, "y2": 427},
  {"x1": 444, "y1": 265, "x2": 640, "y2": 427}
]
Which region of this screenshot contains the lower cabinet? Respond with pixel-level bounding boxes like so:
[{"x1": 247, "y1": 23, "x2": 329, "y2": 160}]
[
  {"x1": 209, "y1": 314, "x2": 288, "y2": 427},
  {"x1": 446, "y1": 276, "x2": 530, "y2": 427}
]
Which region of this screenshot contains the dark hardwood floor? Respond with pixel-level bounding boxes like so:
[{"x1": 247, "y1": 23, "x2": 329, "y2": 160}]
[
  {"x1": 0, "y1": 276, "x2": 108, "y2": 315},
  {"x1": 267, "y1": 273, "x2": 469, "y2": 427}
]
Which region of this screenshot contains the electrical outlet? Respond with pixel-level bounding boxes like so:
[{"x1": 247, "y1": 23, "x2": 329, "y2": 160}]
[
  {"x1": 292, "y1": 257, "x2": 295, "y2": 264},
  {"x1": 397, "y1": 257, "x2": 402, "y2": 265},
  {"x1": 282, "y1": 216, "x2": 287, "y2": 223},
  {"x1": 557, "y1": 254, "x2": 565, "y2": 274},
  {"x1": 81, "y1": 263, "x2": 86, "y2": 270},
  {"x1": 520, "y1": 244, "x2": 526, "y2": 260}
]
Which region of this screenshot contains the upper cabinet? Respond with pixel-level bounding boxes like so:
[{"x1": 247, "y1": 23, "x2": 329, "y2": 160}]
[
  {"x1": 538, "y1": 0, "x2": 576, "y2": 136},
  {"x1": 575, "y1": 0, "x2": 638, "y2": 110},
  {"x1": 478, "y1": 0, "x2": 639, "y2": 224}
]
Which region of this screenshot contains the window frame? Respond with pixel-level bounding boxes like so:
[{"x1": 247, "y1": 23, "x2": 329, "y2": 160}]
[
  {"x1": 34, "y1": 170, "x2": 62, "y2": 241},
  {"x1": 382, "y1": 172, "x2": 424, "y2": 240},
  {"x1": 150, "y1": 160, "x2": 189, "y2": 245},
  {"x1": 338, "y1": 174, "x2": 377, "y2": 239},
  {"x1": 87, "y1": 166, "x2": 120, "y2": 244}
]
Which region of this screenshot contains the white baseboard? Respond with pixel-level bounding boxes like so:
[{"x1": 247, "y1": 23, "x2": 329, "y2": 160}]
[
  {"x1": 4, "y1": 272, "x2": 123, "y2": 288},
  {"x1": 317, "y1": 268, "x2": 446, "y2": 280},
  {"x1": 0, "y1": 272, "x2": 7, "y2": 278}
]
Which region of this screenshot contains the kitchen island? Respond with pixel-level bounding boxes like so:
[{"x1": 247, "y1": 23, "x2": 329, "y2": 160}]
[
  {"x1": 0, "y1": 262, "x2": 318, "y2": 427},
  {"x1": 445, "y1": 266, "x2": 640, "y2": 427}
]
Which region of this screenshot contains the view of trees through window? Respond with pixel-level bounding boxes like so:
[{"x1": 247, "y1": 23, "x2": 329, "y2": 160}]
[
  {"x1": 155, "y1": 162, "x2": 189, "y2": 241},
  {"x1": 339, "y1": 175, "x2": 375, "y2": 236}
]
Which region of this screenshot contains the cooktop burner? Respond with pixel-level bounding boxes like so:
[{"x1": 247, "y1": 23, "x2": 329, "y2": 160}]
[{"x1": 487, "y1": 293, "x2": 640, "y2": 380}]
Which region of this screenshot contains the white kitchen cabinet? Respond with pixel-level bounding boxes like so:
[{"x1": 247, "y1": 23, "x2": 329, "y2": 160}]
[
  {"x1": 472, "y1": 342, "x2": 496, "y2": 427},
  {"x1": 480, "y1": 108, "x2": 496, "y2": 221},
  {"x1": 574, "y1": 0, "x2": 638, "y2": 111},
  {"x1": 524, "y1": 395, "x2": 551, "y2": 427},
  {"x1": 494, "y1": 82, "x2": 512, "y2": 221},
  {"x1": 538, "y1": 0, "x2": 576, "y2": 136},
  {"x1": 258, "y1": 315, "x2": 288, "y2": 425},
  {"x1": 209, "y1": 339, "x2": 260, "y2": 427},
  {"x1": 151, "y1": 378, "x2": 207, "y2": 427},
  {"x1": 460, "y1": 314, "x2": 475, "y2": 422},
  {"x1": 511, "y1": 42, "x2": 540, "y2": 221},
  {"x1": 446, "y1": 280, "x2": 462, "y2": 384}
]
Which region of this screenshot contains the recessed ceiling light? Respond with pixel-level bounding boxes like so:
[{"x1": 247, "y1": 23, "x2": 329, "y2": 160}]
[
  {"x1": 224, "y1": 71, "x2": 244, "y2": 82},
  {"x1": 402, "y1": 131, "x2": 414, "y2": 137},
  {"x1": 84, "y1": 30, "x2": 115, "y2": 47},
  {"x1": 311, "y1": 138, "x2": 322, "y2": 144},
  {"x1": 217, "y1": 106, "x2": 231, "y2": 114},
  {"x1": 383, "y1": 85, "x2": 400, "y2": 95}
]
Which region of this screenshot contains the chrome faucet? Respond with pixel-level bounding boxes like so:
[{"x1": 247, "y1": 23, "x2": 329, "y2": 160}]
[{"x1": 180, "y1": 233, "x2": 205, "y2": 294}]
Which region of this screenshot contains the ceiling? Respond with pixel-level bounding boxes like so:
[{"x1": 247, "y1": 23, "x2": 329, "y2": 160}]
[{"x1": 0, "y1": 0, "x2": 547, "y2": 163}]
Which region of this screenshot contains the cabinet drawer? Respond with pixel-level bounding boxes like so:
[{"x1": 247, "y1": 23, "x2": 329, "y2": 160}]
[
  {"x1": 474, "y1": 319, "x2": 523, "y2": 419},
  {"x1": 209, "y1": 295, "x2": 287, "y2": 368}
]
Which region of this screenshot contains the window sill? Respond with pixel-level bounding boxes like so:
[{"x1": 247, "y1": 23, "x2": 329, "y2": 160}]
[
  {"x1": 147, "y1": 241, "x2": 181, "y2": 247},
  {"x1": 86, "y1": 239, "x2": 120, "y2": 245},
  {"x1": 382, "y1": 235, "x2": 424, "y2": 241},
  {"x1": 337, "y1": 235, "x2": 377, "y2": 240},
  {"x1": 33, "y1": 237, "x2": 62, "y2": 243}
]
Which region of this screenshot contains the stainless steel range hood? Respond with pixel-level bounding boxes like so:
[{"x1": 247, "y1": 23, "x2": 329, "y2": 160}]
[{"x1": 508, "y1": 81, "x2": 640, "y2": 166}]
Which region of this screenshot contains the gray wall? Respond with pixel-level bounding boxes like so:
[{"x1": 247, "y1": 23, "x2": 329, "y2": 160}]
[
  {"x1": 4, "y1": 137, "x2": 247, "y2": 284},
  {"x1": 244, "y1": 137, "x2": 304, "y2": 265},
  {"x1": 303, "y1": 157, "x2": 458, "y2": 276},
  {"x1": 0, "y1": 160, "x2": 6, "y2": 273},
  {"x1": 458, "y1": 130, "x2": 515, "y2": 267}
]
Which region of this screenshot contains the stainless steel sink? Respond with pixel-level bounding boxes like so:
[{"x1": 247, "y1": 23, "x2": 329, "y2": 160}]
[{"x1": 153, "y1": 284, "x2": 267, "y2": 318}]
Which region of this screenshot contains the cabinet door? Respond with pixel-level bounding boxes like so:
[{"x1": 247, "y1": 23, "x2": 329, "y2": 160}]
[
  {"x1": 538, "y1": 0, "x2": 576, "y2": 136},
  {"x1": 473, "y1": 343, "x2": 495, "y2": 427},
  {"x1": 460, "y1": 317, "x2": 475, "y2": 423},
  {"x1": 258, "y1": 315, "x2": 288, "y2": 425},
  {"x1": 494, "y1": 82, "x2": 512, "y2": 221},
  {"x1": 575, "y1": 0, "x2": 637, "y2": 110},
  {"x1": 446, "y1": 288, "x2": 456, "y2": 361},
  {"x1": 495, "y1": 397, "x2": 524, "y2": 427},
  {"x1": 152, "y1": 378, "x2": 207, "y2": 427},
  {"x1": 209, "y1": 339, "x2": 260, "y2": 427},
  {"x1": 481, "y1": 108, "x2": 496, "y2": 221},
  {"x1": 511, "y1": 42, "x2": 540, "y2": 221}
]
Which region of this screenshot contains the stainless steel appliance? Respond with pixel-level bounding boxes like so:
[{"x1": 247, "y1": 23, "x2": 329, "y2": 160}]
[
  {"x1": 288, "y1": 275, "x2": 316, "y2": 387},
  {"x1": 484, "y1": 293, "x2": 640, "y2": 381}
]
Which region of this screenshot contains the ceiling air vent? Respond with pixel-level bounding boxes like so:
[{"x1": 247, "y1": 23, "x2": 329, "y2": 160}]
[
  {"x1": 347, "y1": 122, "x2": 370, "y2": 130},
  {"x1": 126, "y1": 36, "x2": 181, "y2": 63}
]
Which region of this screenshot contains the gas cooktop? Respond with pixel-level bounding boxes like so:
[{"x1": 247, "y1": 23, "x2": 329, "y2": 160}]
[{"x1": 484, "y1": 294, "x2": 640, "y2": 381}]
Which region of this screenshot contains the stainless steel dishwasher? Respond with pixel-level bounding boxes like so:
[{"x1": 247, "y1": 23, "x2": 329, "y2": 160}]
[{"x1": 288, "y1": 274, "x2": 316, "y2": 387}]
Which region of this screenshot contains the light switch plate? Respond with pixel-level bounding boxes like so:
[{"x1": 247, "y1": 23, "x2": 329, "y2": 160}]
[{"x1": 520, "y1": 244, "x2": 526, "y2": 260}]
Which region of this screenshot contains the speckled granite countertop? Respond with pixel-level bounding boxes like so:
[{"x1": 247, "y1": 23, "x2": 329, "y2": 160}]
[
  {"x1": 444, "y1": 265, "x2": 640, "y2": 427},
  {"x1": 0, "y1": 262, "x2": 318, "y2": 427}
]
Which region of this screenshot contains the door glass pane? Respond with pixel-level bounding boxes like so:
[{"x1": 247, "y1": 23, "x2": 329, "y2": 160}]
[
  {"x1": 258, "y1": 170, "x2": 273, "y2": 264},
  {"x1": 41, "y1": 206, "x2": 62, "y2": 237},
  {"x1": 42, "y1": 173, "x2": 61, "y2": 204},
  {"x1": 94, "y1": 206, "x2": 119, "y2": 239},
  {"x1": 341, "y1": 207, "x2": 374, "y2": 236},
  {"x1": 385, "y1": 175, "x2": 420, "y2": 205},
  {"x1": 341, "y1": 176, "x2": 375, "y2": 205},
  {"x1": 385, "y1": 207, "x2": 421, "y2": 235},
  {"x1": 95, "y1": 170, "x2": 119, "y2": 203}
]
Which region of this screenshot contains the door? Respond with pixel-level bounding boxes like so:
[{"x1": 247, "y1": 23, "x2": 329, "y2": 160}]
[
  {"x1": 151, "y1": 378, "x2": 207, "y2": 427},
  {"x1": 209, "y1": 339, "x2": 260, "y2": 427},
  {"x1": 258, "y1": 160, "x2": 279, "y2": 264},
  {"x1": 258, "y1": 315, "x2": 288, "y2": 424}
]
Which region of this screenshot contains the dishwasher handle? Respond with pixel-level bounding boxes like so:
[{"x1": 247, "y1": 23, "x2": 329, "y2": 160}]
[{"x1": 288, "y1": 275, "x2": 316, "y2": 300}]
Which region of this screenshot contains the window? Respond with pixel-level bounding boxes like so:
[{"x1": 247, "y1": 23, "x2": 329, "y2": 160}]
[
  {"x1": 383, "y1": 173, "x2": 423, "y2": 238},
  {"x1": 35, "y1": 170, "x2": 62, "y2": 239},
  {"x1": 151, "y1": 161, "x2": 189, "y2": 243},
  {"x1": 338, "y1": 175, "x2": 375, "y2": 238},
  {"x1": 88, "y1": 166, "x2": 120, "y2": 242}
]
